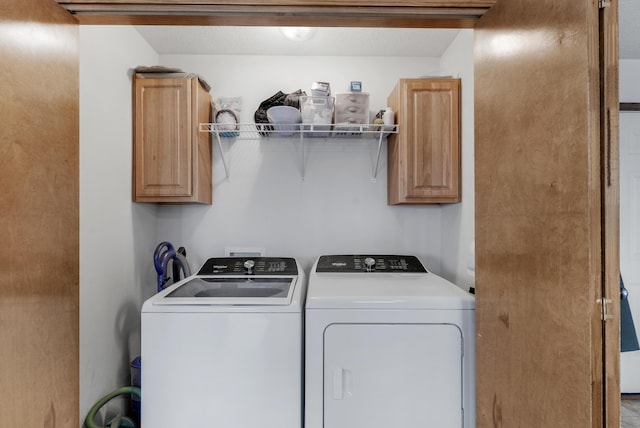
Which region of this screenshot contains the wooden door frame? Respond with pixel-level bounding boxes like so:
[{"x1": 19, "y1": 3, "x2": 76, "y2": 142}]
[
  {"x1": 601, "y1": 1, "x2": 620, "y2": 426},
  {"x1": 31, "y1": 0, "x2": 618, "y2": 426},
  {"x1": 55, "y1": 0, "x2": 495, "y2": 27}
]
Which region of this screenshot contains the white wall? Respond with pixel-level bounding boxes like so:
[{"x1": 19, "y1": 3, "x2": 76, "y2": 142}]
[
  {"x1": 621, "y1": 59, "x2": 640, "y2": 102},
  {"x1": 439, "y1": 30, "x2": 475, "y2": 291},
  {"x1": 78, "y1": 26, "x2": 475, "y2": 424},
  {"x1": 79, "y1": 26, "x2": 159, "y2": 424},
  {"x1": 155, "y1": 53, "x2": 464, "y2": 274}
]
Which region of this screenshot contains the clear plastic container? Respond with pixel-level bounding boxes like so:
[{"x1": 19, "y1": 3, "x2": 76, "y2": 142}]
[{"x1": 300, "y1": 96, "x2": 334, "y2": 137}]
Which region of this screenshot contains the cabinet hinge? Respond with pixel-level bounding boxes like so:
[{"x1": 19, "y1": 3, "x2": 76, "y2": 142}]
[
  {"x1": 597, "y1": 298, "x2": 613, "y2": 321},
  {"x1": 599, "y1": 0, "x2": 611, "y2": 8}
]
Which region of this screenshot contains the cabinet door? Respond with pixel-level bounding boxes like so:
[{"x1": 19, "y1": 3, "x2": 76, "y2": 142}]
[
  {"x1": 134, "y1": 77, "x2": 194, "y2": 200},
  {"x1": 2, "y1": 0, "x2": 79, "y2": 426},
  {"x1": 475, "y1": 0, "x2": 618, "y2": 426},
  {"x1": 324, "y1": 323, "x2": 463, "y2": 428},
  {"x1": 388, "y1": 78, "x2": 461, "y2": 204}
]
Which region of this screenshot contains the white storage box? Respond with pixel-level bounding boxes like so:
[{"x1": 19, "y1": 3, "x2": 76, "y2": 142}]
[
  {"x1": 334, "y1": 92, "x2": 370, "y2": 135},
  {"x1": 311, "y1": 81, "x2": 331, "y2": 97},
  {"x1": 301, "y1": 96, "x2": 334, "y2": 137}
]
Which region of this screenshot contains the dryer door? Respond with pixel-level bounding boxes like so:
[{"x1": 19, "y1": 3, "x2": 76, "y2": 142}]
[{"x1": 324, "y1": 323, "x2": 463, "y2": 428}]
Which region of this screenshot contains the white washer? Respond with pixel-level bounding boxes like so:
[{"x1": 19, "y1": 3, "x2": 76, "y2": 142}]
[
  {"x1": 305, "y1": 255, "x2": 475, "y2": 428},
  {"x1": 142, "y1": 257, "x2": 306, "y2": 428}
]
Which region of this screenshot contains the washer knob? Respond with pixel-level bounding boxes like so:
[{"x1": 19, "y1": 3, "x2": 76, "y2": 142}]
[
  {"x1": 244, "y1": 260, "x2": 255, "y2": 275},
  {"x1": 364, "y1": 257, "x2": 376, "y2": 272}
]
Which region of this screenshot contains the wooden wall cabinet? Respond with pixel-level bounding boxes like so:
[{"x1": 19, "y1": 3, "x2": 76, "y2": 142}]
[
  {"x1": 387, "y1": 78, "x2": 461, "y2": 205},
  {"x1": 133, "y1": 74, "x2": 212, "y2": 204}
]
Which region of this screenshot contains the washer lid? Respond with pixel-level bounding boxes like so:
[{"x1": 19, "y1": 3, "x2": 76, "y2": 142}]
[
  {"x1": 152, "y1": 276, "x2": 297, "y2": 306},
  {"x1": 306, "y1": 256, "x2": 473, "y2": 310}
]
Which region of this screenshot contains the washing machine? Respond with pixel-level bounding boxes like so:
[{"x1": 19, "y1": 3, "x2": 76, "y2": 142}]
[
  {"x1": 305, "y1": 255, "x2": 475, "y2": 428},
  {"x1": 141, "y1": 257, "x2": 306, "y2": 428}
]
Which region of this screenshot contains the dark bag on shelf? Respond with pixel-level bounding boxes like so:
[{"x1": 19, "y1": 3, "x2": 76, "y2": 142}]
[
  {"x1": 254, "y1": 89, "x2": 306, "y2": 136},
  {"x1": 254, "y1": 91, "x2": 287, "y2": 135},
  {"x1": 283, "y1": 89, "x2": 306, "y2": 110}
]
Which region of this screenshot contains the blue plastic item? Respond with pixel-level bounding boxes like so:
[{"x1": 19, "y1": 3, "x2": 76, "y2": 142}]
[
  {"x1": 130, "y1": 357, "x2": 142, "y2": 425},
  {"x1": 153, "y1": 241, "x2": 191, "y2": 292}
]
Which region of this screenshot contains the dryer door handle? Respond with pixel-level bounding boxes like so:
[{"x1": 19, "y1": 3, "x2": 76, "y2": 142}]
[{"x1": 332, "y1": 368, "x2": 352, "y2": 400}]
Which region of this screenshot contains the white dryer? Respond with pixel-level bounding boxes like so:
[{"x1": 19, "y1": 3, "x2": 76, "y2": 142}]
[
  {"x1": 142, "y1": 257, "x2": 306, "y2": 428},
  {"x1": 305, "y1": 255, "x2": 475, "y2": 428}
]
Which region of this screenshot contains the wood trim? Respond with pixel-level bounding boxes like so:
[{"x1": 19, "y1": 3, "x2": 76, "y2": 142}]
[
  {"x1": 62, "y1": 14, "x2": 480, "y2": 27},
  {"x1": 620, "y1": 103, "x2": 640, "y2": 111},
  {"x1": 601, "y1": 1, "x2": 620, "y2": 427},
  {"x1": 58, "y1": 0, "x2": 495, "y2": 6},
  {"x1": 589, "y1": 0, "x2": 603, "y2": 425},
  {"x1": 55, "y1": 1, "x2": 494, "y2": 26}
]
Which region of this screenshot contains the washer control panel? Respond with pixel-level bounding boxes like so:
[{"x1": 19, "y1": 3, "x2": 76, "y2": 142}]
[
  {"x1": 198, "y1": 257, "x2": 298, "y2": 275},
  {"x1": 315, "y1": 255, "x2": 427, "y2": 273}
]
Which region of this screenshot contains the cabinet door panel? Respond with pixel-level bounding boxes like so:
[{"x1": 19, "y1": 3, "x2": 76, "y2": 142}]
[
  {"x1": 411, "y1": 85, "x2": 455, "y2": 191},
  {"x1": 135, "y1": 78, "x2": 192, "y2": 198}
]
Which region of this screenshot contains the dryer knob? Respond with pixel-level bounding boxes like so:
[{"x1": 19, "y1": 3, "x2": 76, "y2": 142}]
[
  {"x1": 244, "y1": 260, "x2": 255, "y2": 275},
  {"x1": 364, "y1": 257, "x2": 376, "y2": 272}
]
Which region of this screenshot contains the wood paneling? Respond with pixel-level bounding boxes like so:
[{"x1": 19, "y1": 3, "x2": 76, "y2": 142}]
[
  {"x1": 54, "y1": 0, "x2": 495, "y2": 26},
  {"x1": 474, "y1": 0, "x2": 607, "y2": 426},
  {"x1": 0, "y1": 0, "x2": 79, "y2": 426},
  {"x1": 601, "y1": 1, "x2": 620, "y2": 427},
  {"x1": 58, "y1": 0, "x2": 494, "y2": 4}
]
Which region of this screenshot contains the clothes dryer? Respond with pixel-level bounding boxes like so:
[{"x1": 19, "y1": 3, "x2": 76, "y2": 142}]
[
  {"x1": 305, "y1": 255, "x2": 475, "y2": 428},
  {"x1": 142, "y1": 257, "x2": 306, "y2": 428}
]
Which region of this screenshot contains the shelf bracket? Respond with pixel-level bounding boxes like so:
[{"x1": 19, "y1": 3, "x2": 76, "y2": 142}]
[
  {"x1": 213, "y1": 131, "x2": 230, "y2": 179},
  {"x1": 300, "y1": 130, "x2": 306, "y2": 180},
  {"x1": 372, "y1": 128, "x2": 386, "y2": 181}
]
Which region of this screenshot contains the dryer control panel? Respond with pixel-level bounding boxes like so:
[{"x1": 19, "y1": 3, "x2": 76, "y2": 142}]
[
  {"x1": 198, "y1": 257, "x2": 298, "y2": 275},
  {"x1": 316, "y1": 255, "x2": 427, "y2": 273}
]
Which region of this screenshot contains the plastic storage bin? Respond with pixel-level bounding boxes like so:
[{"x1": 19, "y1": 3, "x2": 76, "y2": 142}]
[
  {"x1": 300, "y1": 96, "x2": 334, "y2": 137},
  {"x1": 334, "y1": 92, "x2": 370, "y2": 136}
]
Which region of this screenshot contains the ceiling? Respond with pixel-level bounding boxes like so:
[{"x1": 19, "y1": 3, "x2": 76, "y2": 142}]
[
  {"x1": 134, "y1": 26, "x2": 461, "y2": 57},
  {"x1": 135, "y1": 1, "x2": 640, "y2": 59}
]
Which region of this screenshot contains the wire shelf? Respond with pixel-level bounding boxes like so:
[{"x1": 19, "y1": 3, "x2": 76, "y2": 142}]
[
  {"x1": 199, "y1": 122, "x2": 397, "y2": 139},
  {"x1": 199, "y1": 122, "x2": 397, "y2": 180}
]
